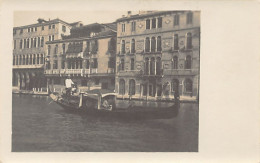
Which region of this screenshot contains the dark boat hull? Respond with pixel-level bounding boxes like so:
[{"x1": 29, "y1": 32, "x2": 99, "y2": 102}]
[{"x1": 50, "y1": 93, "x2": 179, "y2": 120}]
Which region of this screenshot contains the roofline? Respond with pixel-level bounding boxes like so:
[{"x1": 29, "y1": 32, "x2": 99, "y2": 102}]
[
  {"x1": 100, "y1": 23, "x2": 117, "y2": 32},
  {"x1": 13, "y1": 19, "x2": 72, "y2": 29},
  {"x1": 116, "y1": 10, "x2": 192, "y2": 22}
]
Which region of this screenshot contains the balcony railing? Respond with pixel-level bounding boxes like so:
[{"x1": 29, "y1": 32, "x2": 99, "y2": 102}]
[
  {"x1": 163, "y1": 69, "x2": 198, "y2": 76},
  {"x1": 91, "y1": 68, "x2": 98, "y2": 74},
  {"x1": 107, "y1": 68, "x2": 115, "y2": 73}
]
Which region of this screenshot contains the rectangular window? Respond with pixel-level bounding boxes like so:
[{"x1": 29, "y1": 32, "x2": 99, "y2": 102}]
[
  {"x1": 52, "y1": 35, "x2": 54, "y2": 41},
  {"x1": 146, "y1": 19, "x2": 150, "y2": 29},
  {"x1": 53, "y1": 60, "x2": 58, "y2": 69},
  {"x1": 152, "y1": 18, "x2": 156, "y2": 28},
  {"x1": 157, "y1": 17, "x2": 162, "y2": 28},
  {"x1": 122, "y1": 24, "x2": 125, "y2": 32},
  {"x1": 187, "y1": 12, "x2": 193, "y2": 24},
  {"x1": 42, "y1": 26, "x2": 44, "y2": 30},
  {"x1": 14, "y1": 40, "x2": 16, "y2": 49},
  {"x1": 52, "y1": 24, "x2": 55, "y2": 29},
  {"x1": 31, "y1": 28, "x2": 34, "y2": 32},
  {"x1": 49, "y1": 25, "x2": 51, "y2": 29},
  {"x1": 28, "y1": 28, "x2": 30, "y2": 32},
  {"x1": 13, "y1": 30, "x2": 16, "y2": 35},
  {"x1": 35, "y1": 27, "x2": 37, "y2": 31},
  {"x1": 62, "y1": 25, "x2": 66, "y2": 32},
  {"x1": 174, "y1": 15, "x2": 179, "y2": 26},
  {"x1": 93, "y1": 58, "x2": 98, "y2": 68},
  {"x1": 61, "y1": 61, "x2": 65, "y2": 69},
  {"x1": 131, "y1": 21, "x2": 136, "y2": 32},
  {"x1": 20, "y1": 29, "x2": 23, "y2": 34},
  {"x1": 49, "y1": 36, "x2": 51, "y2": 41}
]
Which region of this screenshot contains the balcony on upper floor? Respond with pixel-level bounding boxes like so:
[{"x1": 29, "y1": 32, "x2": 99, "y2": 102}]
[
  {"x1": 13, "y1": 64, "x2": 44, "y2": 69},
  {"x1": 163, "y1": 69, "x2": 199, "y2": 76}
]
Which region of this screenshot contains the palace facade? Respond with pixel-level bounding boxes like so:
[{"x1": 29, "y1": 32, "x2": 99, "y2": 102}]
[
  {"x1": 12, "y1": 18, "x2": 73, "y2": 91},
  {"x1": 115, "y1": 11, "x2": 200, "y2": 100},
  {"x1": 45, "y1": 23, "x2": 117, "y2": 92}
]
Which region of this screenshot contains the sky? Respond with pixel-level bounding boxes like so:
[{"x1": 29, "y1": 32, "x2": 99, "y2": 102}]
[{"x1": 14, "y1": 11, "x2": 139, "y2": 27}]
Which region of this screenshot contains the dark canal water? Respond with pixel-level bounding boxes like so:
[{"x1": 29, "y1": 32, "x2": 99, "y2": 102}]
[{"x1": 12, "y1": 94, "x2": 198, "y2": 152}]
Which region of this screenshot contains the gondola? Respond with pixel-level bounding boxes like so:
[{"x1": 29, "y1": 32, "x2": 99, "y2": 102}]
[{"x1": 49, "y1": 89, "x2": 179, "y2": 120}]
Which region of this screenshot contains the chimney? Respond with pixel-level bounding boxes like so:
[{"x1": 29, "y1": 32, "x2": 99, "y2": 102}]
[{"x1": 127, "y1": 11, "x2": 132, "y2": 17}]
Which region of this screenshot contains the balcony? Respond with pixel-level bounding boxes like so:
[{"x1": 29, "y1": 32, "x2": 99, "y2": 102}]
[
  {"x1": 66, "y1": 69, "x2": 84, "y2": 75},
  {"x1": 91, "y1": 68, "x2": 98, "y2": 74},
  {"x1": 163, "y1": 69, "x2": 198, "y2": 76},
  {"x1": 13, "y1": 64, "x2": 44, "y2": 69},
  {"x1": 118, "y1": 70, "x2": 143, "y2": 76},
  {"x1": 107, "y1": 68, "x2": 115, "y2": 74},
  {"x1": 44, "y1": 69, "x2": 52, "y2": 74}
]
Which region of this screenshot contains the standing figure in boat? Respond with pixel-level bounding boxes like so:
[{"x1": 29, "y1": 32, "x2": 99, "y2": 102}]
[{"x1": 65, "y1": 75, "x2": 75, "y2": 97}]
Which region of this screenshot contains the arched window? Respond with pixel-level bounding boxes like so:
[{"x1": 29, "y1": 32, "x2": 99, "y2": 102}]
[
  {"x1": 120, "y1": 58, "x2": 125, "y2": 71},
  {"x1": 130, "y1": 58, "x2": 135, "y2": 70},
  {"x1": 86, "y1": 59, "x2": 90, "y2": 69},
  {"x1": 173, "y1": 56, "x2": 178, "y2": 69},
  {"x1": 186, "y1": 32, "x2": 192, "y2": 49},
  {"x1": 19, "y1": 39, "x2": 23, "y2": 49},
  {"x1": 152, "y1": 18, "x2": 156, "y2": 29},
  {"x1": 48, "y1": 45, "x2": 51, "y2": 56},
  {"x1": 29, "y1": 54, "x2": 32, "y2": 64},
  {"x1": 27, "y1": 39, "x2": 30, "y2": 48},
  {"x1": 13, "y1": 56, "x2": 15, "y2": 65},
  {"x1": 131, "y1": 39, "x2": 135, "y2": 53},
  {"x1": 41, "y1": 37, "x2": 44, "y2": 47},
  {"x1": 185, "y1": 79, "x2": 193, "y2": 92},
  {"x1": 145, "y1": 58, "x2": 149, "y2": 75},
  {"x1": 34, "y1": 38, "x2": 37, "y2": 47},
  {"x1": 174, "y1": 34, "x2": 179, "y2": 50},
  {"x1": 129, "y1": 79, "x2": 136, "y2": 95},
  {"x1": 150, "y1": 57, "x2": 155, "y2": 75},
  {"x1": 121, "y1": 40, "x2": 125, "y2": 54},
  {"x1": 22, "y1": 55, "x2": 25, "y2": 65},
  {"x1": 145, "y1": 37, "x2": 150, "y2": 52},
  {"x1": 62, "y1": 43, "x2": 66, "y2": 54},
  {"x1": 156, "y1": 57, "x2": 162, "y2": 75},
  {"x1": 36, "y1": 54, "x2": 40, "y2": 64},
  {"x1": 38, "y1": 37, "x2": 40, "y2": 47},
  {"x1": 40, "y1": 54, "x2": 44, "y2": 64},
  {"x1": 157, "y1": 36, "x2": 161, "y2": 52},
  {"x1": 55, "y1": 44, "x2": 58, "y2": 54},
  {"x1": 185, "y1": 55, "x2": 192, "y2": 69},
  {"x1": 171, "y1": 79, "x2": 179, "y2": 92},
  {"x1": 33, "y1": 54, "x2": 36, "y2": 64},
  {"x1": 26, "y1": 55, "x2": 28, "y2": 65},
  {"x1": 119, "y1": 79, "x2": 125, "y2": 95},
  {"x1": 151, "y1": 37, "x2": 156, "y2": 52},
  {"x1": 23, "y1": 39, "x2": 26, "y2": 49},
  {"x1": 146, "y1": 19, "x2": 150, "y2": 29},
  {"x1": 31, "y1": 38, "x2": 33, "y2": 48}
]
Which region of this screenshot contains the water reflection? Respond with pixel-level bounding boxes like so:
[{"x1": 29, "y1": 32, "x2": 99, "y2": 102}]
[{"x1": 12, "y1": 94, "x2": 198, "y2": 152}]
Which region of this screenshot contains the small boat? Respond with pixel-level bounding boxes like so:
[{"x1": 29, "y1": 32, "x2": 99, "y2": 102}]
[{"x1": 49, "y1": 89, "x2": 179, "y2": 119}]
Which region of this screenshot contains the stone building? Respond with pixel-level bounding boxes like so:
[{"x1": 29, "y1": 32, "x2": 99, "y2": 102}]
[
  {"x1": 115, "y1": 11, "x2": 200, "y2": 101},
  {"x1": 12, "y1": 18, "x2": 73, "y2": 91},
  {"x1": 45, "y1": 23, "x2": 117, "y2": 92}
]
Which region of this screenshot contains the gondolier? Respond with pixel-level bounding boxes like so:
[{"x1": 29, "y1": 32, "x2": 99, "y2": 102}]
[{"x1": 65, "y1": 75, "x2": 74, "y2": 96}]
